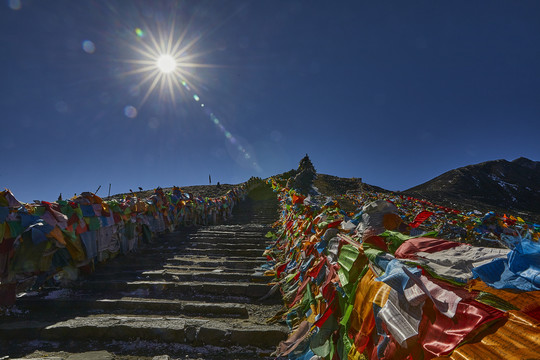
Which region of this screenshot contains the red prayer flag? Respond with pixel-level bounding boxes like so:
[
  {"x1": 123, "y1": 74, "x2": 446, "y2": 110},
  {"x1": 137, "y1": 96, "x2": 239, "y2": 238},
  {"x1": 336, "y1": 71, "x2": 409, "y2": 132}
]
[
  {"x1": 327, "y1": 220, "x2": 343, "y2": 228},
  {"x1": 314, "y1": 292, "x2": 336, "y2": 328},
  {"x1": 277, "y1": 261, "x2": 289, "y2": 277},
  {"x1": 292, "y1": 194, "x2": 305, "y2": 205},
  {"x1": 409, "y1": 211, "x2": 434, "y2": 228},
  {"x1": 308, "y1": 257, "x2": 326, "y2": 279},
  {"x1": 417, "y1": 298, "x2": 505, "y2": 358}
]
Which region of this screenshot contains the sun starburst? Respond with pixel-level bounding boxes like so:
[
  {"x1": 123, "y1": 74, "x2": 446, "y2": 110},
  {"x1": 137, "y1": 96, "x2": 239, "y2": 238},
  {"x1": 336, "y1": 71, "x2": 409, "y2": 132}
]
[
  {"x1": 121, "y1": 19, "x2": 212, "y2": 107},
  {"x1": 118, "y1": 16, "x2": 261, "y2": 172}
]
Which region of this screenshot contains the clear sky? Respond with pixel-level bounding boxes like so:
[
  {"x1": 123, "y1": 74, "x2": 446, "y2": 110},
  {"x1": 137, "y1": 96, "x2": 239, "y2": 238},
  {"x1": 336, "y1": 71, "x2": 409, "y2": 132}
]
[{"x1": 1, "y1": 0, "x2": 539, "y2": 203}]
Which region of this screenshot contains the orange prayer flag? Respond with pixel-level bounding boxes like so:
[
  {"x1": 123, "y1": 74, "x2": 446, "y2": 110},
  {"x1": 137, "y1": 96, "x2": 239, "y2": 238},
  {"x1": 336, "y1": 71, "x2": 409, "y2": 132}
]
[{"x1": 447, "y1": 311, "x2": 540, "y2": 360}]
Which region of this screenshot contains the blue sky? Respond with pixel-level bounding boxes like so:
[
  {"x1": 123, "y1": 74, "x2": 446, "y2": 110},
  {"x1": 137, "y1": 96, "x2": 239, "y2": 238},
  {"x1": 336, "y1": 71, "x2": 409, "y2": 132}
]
[{"x1": 1, "y1": 0, "x2": 539, "y2": 202}]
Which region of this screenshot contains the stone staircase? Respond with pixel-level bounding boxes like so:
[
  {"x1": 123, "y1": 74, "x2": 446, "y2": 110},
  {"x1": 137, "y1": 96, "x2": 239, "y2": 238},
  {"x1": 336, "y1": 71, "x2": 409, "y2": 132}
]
[{"x1": 0, "y1": 185, "x2": 287, "y2": 359}]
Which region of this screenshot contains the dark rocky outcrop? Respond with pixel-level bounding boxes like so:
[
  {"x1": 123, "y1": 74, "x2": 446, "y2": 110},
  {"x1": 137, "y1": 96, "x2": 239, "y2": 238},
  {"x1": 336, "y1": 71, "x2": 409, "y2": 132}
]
[
  {"x1": 403, "y1": 157, "x2": 540, "y2": 219},
  {"x1": 286, "y1": 154, "x2": 317, "y2": 195}
]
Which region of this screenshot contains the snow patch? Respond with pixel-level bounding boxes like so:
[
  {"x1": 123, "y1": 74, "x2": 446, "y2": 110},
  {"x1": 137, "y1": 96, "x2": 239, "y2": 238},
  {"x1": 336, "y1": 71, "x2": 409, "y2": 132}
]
[{"x1": 488, "y1": 174, "x2": 518, "y2": 191}]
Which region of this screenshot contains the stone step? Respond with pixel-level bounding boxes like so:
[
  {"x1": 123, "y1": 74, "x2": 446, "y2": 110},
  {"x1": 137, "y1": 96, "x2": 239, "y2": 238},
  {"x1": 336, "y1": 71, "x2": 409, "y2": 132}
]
[
  {"x1": 182, "y1": 240, "x2": 270, "y2": 249},
  {"x1": 162, "y1": 264, "x2": 266, "y2": 273},
  {"x1": 180, "y1": 247, "x2": 264, "y2": 257},
  {"x1": 93, "y1": 255, "x2": 269, "y2": 273},
  {"x1": 0, "y1": 315, "x2": 288, "y2": 348},
  {"x1": 188, "y1": 230, "x2": 267, "y2": 237},
  {"x1": 231, "y1": 220, "x2": 275, "y2": 226},
  {"x1": 179, "y1": 232, "x2": 245, "y2": 240},
  {"x1": 195, "y1": 224, "x2": 270, "y2": 231},
  {"x1": 88, "y1": 269, "x2": 270, "y2": 284},
  {"x1": 13, "y1": 296, "x2": 249, "y2": 319},
  {"x1": 142, "y1": 269, "x2": 271, "y2": 283},
  {"x1": 166, "y1": 256, "x2": 267, "y2": 270},
  {"x1": 187, "y1": 232, "x2": 268, "y2": 239},
  {"x1": 3, "y1": 344, "x2": 278, "y2": 360},
  {"x1": 73, "y1": 280, "x2": 277, "y2": 301},
  {"x1": 88, "y1": 267, "x2": 268, "y2": 282},
  {"x1": 125, "y1": 243, "x2": 268, "y2": 258}
]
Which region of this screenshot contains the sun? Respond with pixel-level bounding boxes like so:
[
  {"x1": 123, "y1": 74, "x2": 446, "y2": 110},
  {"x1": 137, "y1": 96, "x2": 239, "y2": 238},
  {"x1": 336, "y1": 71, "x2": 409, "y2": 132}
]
[
  {"x1": 156, "y1": 54, "x2": 177, "y2": 74},
  {"x1": 122, "y1": 21, "x2": 211, "y2": 106},
  {"x1": 119, "y1": 19, "x2": 261, "y2": 171}
]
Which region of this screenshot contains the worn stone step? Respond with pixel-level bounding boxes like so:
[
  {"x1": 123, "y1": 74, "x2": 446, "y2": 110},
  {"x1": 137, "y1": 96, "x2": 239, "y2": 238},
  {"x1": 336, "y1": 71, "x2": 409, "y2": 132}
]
[
  {"x1": 197, "y1": 224, "x2": 268, "y2": 233},
  {"x1": 166, "y1": 256, "x2": 266, "y2": 270},
  {"x1": 194, "y1": 228, "x2": 270, "y2": 234},
  {"x1": 182, "y1": 241, "x2": 270, "y2": 250},
  {"x1": 186, "y1": 233, "x2": 267, "y2": 240},
  {"x1": 13, "y1": 296, "x2": 249, "y2": 319},
  {"x1": 231, "y1": 221, "x2": 274, "y2": 226},
  {"x1": 181, "y1": 247, "x2": 264, "y2": 257},
  {"x1": 96, "y1": 255, "x2": 266, "y2": 271},
  {"x1": 163, "y1": 264, "x2": 266, "y2": 273},
  {"x1": 74, "y1": 280, "x2": 276, "y2": 300},
  {"x1": 141, "y1": 269, "x2": 271, "y2": 283},
  {"x1": 124, "y1": 246, "x2": 194, "y2": 257},
  {"x1": 88, "y1": 268, "x2": 268, "y2": 282},
  {"x1": 3, "y1": 343, "x2": 278, "y2": 360},
  {"x1": 188, "y1": 230, "x2": 267, "y2": 237},
  {"x1": 0, "y1": 315, "x2": 288, "y2": 348},
  {"x1": 121, "y1": 244, "x2": 267, "y2": 258}
]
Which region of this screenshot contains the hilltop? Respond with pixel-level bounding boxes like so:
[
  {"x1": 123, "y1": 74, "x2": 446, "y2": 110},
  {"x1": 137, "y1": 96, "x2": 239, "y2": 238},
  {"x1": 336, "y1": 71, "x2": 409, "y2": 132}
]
[
  {"x1": 402, "y1": 157, "x2": 540, "y2": 221},
  {"x1": 104, "y1": 156, "x2": 539, "y2": 222},
  {"x1": 105, "y1": 183, "x2": 240, "y2": 202}
]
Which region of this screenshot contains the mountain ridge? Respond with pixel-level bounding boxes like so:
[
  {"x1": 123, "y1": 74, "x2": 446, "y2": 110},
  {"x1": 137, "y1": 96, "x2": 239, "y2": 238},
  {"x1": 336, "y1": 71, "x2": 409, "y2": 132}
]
[{"x1": 402, "y1": 157, "x2": 540, "y2": 220}]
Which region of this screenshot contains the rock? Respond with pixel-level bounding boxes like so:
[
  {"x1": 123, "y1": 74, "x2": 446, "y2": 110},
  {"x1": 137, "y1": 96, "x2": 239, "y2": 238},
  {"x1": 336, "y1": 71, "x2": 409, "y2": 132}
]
[
  {"x1": 152, "y1": 356, "x2": 170, "y2": 360},
  {"x1": 66, "y1": 351, "x2": 113, "y2": 360}
]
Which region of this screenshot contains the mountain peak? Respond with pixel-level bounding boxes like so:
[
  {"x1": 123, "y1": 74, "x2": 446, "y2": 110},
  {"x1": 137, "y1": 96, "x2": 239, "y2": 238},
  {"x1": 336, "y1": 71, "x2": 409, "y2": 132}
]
[
  {"x1": 512, "y1": 157, "x2": 538, "y2": 169},
  {"x1": 404, "y1": 158, "x2": 540, "y2": 218}
]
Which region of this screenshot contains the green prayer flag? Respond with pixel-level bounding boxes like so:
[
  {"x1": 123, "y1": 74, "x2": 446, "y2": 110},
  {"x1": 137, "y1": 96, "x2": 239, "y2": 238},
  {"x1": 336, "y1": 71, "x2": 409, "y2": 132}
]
[
  {"x1": 364, "y1": 247, "x2": 384, "y2": 263},
  {"x1": 338, "y1": 327, "x2": 353, "y2": 360},
  {"x1": 338, "y1": 244, "x2": 359, "y2": 273},
  {"x1": 379, "y1": 230, "x2": 411, "y2": 253},
  {"x1": 7, "y1": 221, "x2": 23, "y2": 238},
  {"x1": 88, "y1": 217, "x2": 101, "y2": 231},
  {"x1": 338, "y1": 267, "x2": 349, "y2": 287},
  {"x1": 310, "y1": 314, "x2": 338, "y2": 357},
  {"x1": 33, "y1": 206, "x2": 46, "y2": 216},
  {"x1": 340, "y1": 303, "x2": 354, "y2": 327}
]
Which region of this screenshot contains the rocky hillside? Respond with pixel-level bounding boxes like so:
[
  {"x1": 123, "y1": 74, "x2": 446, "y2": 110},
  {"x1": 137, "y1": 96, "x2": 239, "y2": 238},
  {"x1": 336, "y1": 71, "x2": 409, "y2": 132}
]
[
  {"x1": 105, "y1": 156, "x2": 539, "y2": 222},
  {"x1": 105, "y1": 183, "x2": 240, "y2": 202},
  {"x1": 403, "y1": 157, "x2": 540, "y2": 219}
]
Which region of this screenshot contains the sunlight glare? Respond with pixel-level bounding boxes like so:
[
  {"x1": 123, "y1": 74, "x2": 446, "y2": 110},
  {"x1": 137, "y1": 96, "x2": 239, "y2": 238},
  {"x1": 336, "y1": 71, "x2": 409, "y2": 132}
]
[{"x1": 156, "y1": 54, "x2": 177, "y2": 74}]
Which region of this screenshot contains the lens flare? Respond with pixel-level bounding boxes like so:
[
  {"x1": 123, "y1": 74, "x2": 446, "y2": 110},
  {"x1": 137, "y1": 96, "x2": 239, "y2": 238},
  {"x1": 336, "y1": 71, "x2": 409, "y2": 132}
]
[
  {"x1": 82, "y1": 40, "x2": 96, "y2": 54},
  {"x1": 8, "y1": 0, "x2": 21, "y2": 10},
  {"x1": 124, "y1": 105, "x2": 138, "y2": 118}
]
